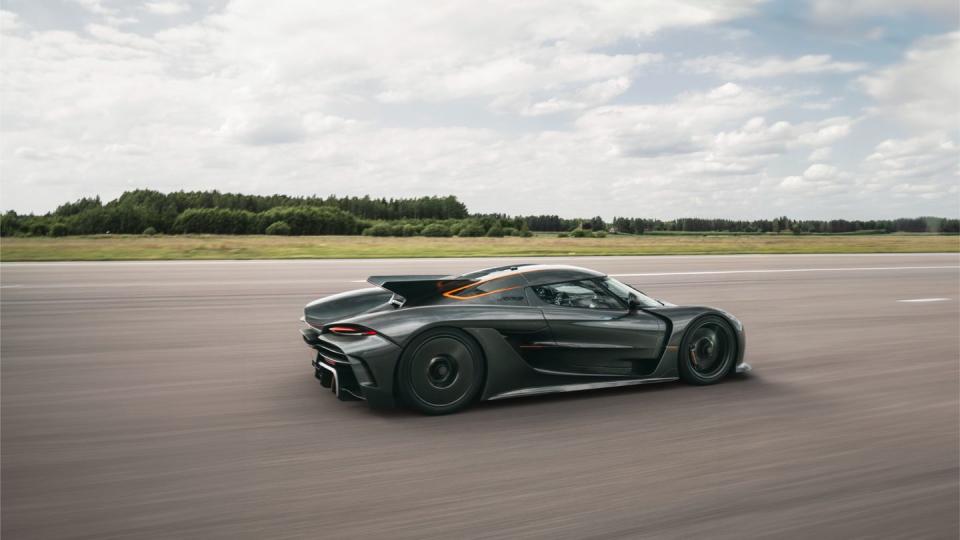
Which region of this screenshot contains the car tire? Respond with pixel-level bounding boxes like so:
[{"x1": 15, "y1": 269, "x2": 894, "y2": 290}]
[
  {"x1": 678, "y1": 315, "x2": 736, "y2": 385},
  {"x1": 397, "y1": 327, "x2": 486, "y2": 415}
]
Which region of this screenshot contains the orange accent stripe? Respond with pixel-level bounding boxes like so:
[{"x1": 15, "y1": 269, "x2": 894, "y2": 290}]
[
  {"x1": 443, "y1": 285, "x2": 521, "y2": 300},
  {"x1": 441, "y1": 273, "x2": 526, "y2": 300},
  {"x1": 441, "y1": 266, "x2": 589, "y2": 301}
]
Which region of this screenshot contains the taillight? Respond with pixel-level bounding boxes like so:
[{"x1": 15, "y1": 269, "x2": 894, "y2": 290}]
[{"x1": 326, "y1": 325, "x2": 377, "y2": 336}]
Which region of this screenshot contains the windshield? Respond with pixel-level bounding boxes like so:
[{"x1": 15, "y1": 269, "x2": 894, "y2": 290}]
[{"x1": 600, "y1": 277, "x2": 662, "y2": 307}]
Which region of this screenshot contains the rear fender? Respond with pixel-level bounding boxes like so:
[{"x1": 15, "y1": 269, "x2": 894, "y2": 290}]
[
  {"x1": 338, "y1": 305, "x2": 553, "y2": 401},
  {"x1": 304, "y1": 288, "x2": 393, "y2": 328},
  {"x1": 334, "y1": 305, "x2": 550, "y2": 347}
]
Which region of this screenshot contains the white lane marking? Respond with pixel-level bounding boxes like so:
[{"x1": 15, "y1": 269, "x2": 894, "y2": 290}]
[
  {"x1": 0, "y1": 284, "x2": 23, "y2": 288},
  {"x1": 897, "y1": 298, "x2": 950, "y2": 303},
  {"x1": 610, "y1": 266, "x2": 959, "y2": 277}
]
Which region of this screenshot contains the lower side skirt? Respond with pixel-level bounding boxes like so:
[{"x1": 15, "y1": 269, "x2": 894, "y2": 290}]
[{"x1": 487, "y1": 376, "x2": 678, "y2": 401}]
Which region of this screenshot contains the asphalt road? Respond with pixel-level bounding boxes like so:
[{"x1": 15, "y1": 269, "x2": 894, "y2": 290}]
[{"x1": 2, "y1": 254, "x2": 958, "y2": 539}]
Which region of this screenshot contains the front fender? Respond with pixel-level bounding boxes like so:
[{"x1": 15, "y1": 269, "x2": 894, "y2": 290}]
[{"x1": 643, "y1": 306, "x2": 747, "y2": 378}]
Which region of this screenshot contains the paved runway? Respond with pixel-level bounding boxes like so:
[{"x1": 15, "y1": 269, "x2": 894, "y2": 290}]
[{"x1": 2, "y1": 254, "x2": 958, "y2": 539}]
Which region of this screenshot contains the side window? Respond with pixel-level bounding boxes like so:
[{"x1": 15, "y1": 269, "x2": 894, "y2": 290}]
[
  {"x1": 444, "y1": 275, "x2": 528, "y2": 305},
  {"x1": 531, "y1": 280, "x2": 623, "y2": 310}
]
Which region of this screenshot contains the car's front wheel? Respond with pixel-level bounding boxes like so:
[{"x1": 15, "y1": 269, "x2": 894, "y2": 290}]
[
  {"x1": 678, "y1": 315, "x2": 736, "y2": 385},
  {"x1": 397, "y1": 328, "x2": 486, "y2": 415}
]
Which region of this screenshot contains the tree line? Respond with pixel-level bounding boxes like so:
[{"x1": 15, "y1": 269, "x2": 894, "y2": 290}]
[
  {"x1": 61, "y1": 189, "x2": 469, "y2": 221},
  {"x1": 1, "y1": 189, "x2": 957, "y2": 237},
  {"x1": 608, "y1": 215, "x2": 960, "y2": 234},
  {"x1": 1, "y1": 190, "x2": 468, "y2": 236},
  {"x1": 514, "y1": 214, "x2": 959, "y2": 234}
]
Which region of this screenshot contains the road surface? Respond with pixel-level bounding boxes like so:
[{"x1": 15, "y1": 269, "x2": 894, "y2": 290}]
[{"x1": 2, "y1": 253, "x2": 958, "y2": 539}]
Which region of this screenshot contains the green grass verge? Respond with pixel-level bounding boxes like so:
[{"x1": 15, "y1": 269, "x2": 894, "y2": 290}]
[{"x1": 1, "y1": 234, "x2": 958, "y2": 261}]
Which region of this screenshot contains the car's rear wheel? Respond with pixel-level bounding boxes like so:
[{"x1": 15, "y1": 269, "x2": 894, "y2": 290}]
[
  {"x1": 397, "y1": 328, "x2": 485, "y2": 415},
  {"x1": 678, "y1": 315, "x2": 736, "y2": 385}
]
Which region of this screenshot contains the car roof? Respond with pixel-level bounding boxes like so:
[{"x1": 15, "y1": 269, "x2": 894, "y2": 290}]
[{"x1": 458, "y1": 264, "x2": 606, "y2": 286}]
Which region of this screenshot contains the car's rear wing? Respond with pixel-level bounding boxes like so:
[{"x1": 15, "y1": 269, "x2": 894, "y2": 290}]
[{"x1": 367, "y1": 275, "x2": 473, "y2": 304}]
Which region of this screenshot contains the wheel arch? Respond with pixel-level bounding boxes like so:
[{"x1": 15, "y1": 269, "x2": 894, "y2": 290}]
[
  {"x1": 392, "y1": 325, "x2": 490, "y2": 412},
  {"x1": 644, "y1": 306, "x2": 745, "y2": 379}
]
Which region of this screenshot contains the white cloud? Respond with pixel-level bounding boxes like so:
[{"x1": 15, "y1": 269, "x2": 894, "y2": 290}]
[
  {"x1": 685, "y1": 54, "x2": 865, "y2": 79},
  {"x1": 86, "y1": 24, "x2": 161, "y2": 51},
  {"x1": 203, "y1": 1, "x2": 745, "y2": 109},
  {"x1": 577, "y1": 83, "x2": 788, "y2": 156},
  {"x1": 861, "y1": 32, "x2": 960, "y2": 130},
  {"x1": 779, "y1": 163, "x2": 847, "y2": 194},
  {"x1": 145, "y1": 1, "x2": 192, "y2": 16},
  {"x1": 579, "y1": 77, "x2": 633, "y2": 104},
  {"x1": 810, "y1": 0, "x2": 958, "y2": 21},
  {"x1": 803, "y1": 163, "x2": 839, "y2": 181},
  {"x1": 0, "y1": 9, "x2": 21, "y2": 32},
  {"x1": 380, "y1": 52, "x2": 660, "y2": 108},
  {"x1": 216, "y1": 113, "x2": 307, "y2": 146},
  {"x1": 14, "y1": 146, "x2": 53, "y2": 161},
  {"x1": 808, "y1": 147, "x2": 831, "y2": 161},
  {"x1": 796, "y1": 117, "x2": 853, "y2": 146},
  {"x1": 712, "y1": 116, "x2": 853, "y2": 158},
  {"x1": 713, "y1": 117, "x2": 794, "y2": 156},
  {"x1": 70, "y1": 0, "x2": 114, "y2": 16},
  {"x1": 520, "y1": 76, "x2": 634, "y2": 116},
  {"x1": 14, "y1": 145, "x2": 86, "y2": 161},
  {"x1": 863, "y1": 133, "x2": 958, "y2": 185},
  {"x1": 785, "y1": 133, "x2": 960, "y2": 209},
  {"x1": 779, "y1": 176, "x2": 805, "y2": 190},
  {"x1": 104, "y1": 143, "x2": 149, "y2": 155},
  {"x1": 66, "y1": 0, "x2": 140, "y2": 26}
]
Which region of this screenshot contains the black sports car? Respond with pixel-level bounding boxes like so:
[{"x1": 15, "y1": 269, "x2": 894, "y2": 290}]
[{"x1": 301, "y1": 264, "x2": 750, "y2": 414}]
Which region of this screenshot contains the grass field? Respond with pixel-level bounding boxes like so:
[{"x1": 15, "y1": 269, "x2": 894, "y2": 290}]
[{"x1": 1, "y1": 234, "x2": 958, "y2": 261}]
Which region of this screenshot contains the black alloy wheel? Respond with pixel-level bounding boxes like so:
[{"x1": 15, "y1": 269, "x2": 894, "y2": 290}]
[
  {"x1": 678, "y1": 315, "x2": 736, "y2": 385},
  {"x1": 397, "y1": 328, "x2": 485, "y2": 414}
]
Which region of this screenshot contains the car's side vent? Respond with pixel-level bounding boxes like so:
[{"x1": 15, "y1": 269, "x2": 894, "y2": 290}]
[
  {"x1": 314, "y1": 338, "x2": 348, "y2": 363},
  {"x1": 352, "y1": 359, "x2": 376, "y2": 387}
]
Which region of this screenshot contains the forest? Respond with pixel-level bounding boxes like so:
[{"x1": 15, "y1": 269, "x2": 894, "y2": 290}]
[{"x1": 1, "y1": 189, "x2": 957, "y2": 237}]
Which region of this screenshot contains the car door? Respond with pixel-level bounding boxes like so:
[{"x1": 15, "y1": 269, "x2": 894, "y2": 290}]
[{"x1": 528, "y1": 279, "x2": 666, "y2": 377}]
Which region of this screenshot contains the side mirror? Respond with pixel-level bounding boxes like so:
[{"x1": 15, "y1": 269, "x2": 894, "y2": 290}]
[{"x1": 627, "y1": 294, "x2": 641, "y2": 313}]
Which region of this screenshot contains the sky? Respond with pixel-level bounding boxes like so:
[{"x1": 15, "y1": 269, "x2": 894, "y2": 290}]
[{"x1": 0, "y1": 0, "x2": 958, "y2": 219}]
